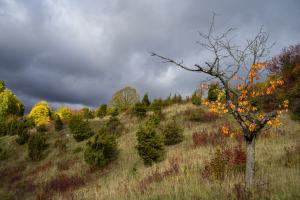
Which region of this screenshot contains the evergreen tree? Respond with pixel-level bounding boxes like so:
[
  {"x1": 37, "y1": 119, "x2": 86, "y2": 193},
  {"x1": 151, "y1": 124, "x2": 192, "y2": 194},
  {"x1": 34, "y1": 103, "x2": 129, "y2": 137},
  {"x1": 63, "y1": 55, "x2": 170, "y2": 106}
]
[
  {"x1": 135, "y1": 124, "x2": 165, "y2": 165},
  {"x1": 142, "y1": 93, "x2": 151, "y2": 106}
]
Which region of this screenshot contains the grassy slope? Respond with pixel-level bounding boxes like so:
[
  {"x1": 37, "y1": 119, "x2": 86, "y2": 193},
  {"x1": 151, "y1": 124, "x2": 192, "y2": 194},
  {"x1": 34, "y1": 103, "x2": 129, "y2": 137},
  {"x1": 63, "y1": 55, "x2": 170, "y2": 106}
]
[{"x1": 0, "y1": 103, "x2": 299, "y2": 200}]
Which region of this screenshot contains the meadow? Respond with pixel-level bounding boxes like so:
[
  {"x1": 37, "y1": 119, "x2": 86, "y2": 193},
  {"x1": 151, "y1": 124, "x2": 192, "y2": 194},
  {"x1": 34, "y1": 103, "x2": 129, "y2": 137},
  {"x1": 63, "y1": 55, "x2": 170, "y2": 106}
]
[{"x1": 0, "y1": 103, "x2": 299, "y2": 200}]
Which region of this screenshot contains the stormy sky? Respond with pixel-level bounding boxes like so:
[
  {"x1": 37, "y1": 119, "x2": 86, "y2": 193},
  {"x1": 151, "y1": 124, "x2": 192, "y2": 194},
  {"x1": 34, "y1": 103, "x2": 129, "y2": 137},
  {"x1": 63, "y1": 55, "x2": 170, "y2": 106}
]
[{"x1": 0, "y1": 0, "x2": 299, "y2": 110}]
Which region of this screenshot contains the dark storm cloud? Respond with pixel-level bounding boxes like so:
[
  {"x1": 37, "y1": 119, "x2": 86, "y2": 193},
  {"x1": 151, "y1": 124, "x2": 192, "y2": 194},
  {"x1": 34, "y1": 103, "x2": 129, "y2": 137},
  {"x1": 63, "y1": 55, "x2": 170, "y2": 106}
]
[{"x1": 0, "y1": 0, "x2": 299, "y2": 110}]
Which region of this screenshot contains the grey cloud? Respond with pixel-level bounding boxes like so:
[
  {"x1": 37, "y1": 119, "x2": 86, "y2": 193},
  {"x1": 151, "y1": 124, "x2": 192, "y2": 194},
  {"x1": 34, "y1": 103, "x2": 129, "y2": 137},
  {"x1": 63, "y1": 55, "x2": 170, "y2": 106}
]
[{"x1": 0, "y1": 0, "x2": 299, "y2": 111}]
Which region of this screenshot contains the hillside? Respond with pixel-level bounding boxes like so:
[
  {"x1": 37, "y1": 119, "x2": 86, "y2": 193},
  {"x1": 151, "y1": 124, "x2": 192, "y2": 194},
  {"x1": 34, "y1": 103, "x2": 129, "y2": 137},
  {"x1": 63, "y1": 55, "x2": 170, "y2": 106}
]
[{"x1": 0, "y1": 103, "x2": 299, "y2": 200}]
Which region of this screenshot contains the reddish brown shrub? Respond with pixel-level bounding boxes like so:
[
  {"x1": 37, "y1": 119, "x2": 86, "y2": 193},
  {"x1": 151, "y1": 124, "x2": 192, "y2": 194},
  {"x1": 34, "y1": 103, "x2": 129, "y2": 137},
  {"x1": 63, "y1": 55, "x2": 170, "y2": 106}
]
[
  {"x1": 202, "y1": 144, "x2": 246, "y2": 180},
  {"x1": 192, "y1": 129, "x2": 226, "y2": 147}
]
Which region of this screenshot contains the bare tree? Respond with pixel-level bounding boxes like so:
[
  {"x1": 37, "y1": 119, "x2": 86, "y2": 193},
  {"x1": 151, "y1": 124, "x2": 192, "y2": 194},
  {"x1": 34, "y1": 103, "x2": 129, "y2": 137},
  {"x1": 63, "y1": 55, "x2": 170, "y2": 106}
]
[{"x1": 151, "y1": 14, "x2": 287, "y2": 190}]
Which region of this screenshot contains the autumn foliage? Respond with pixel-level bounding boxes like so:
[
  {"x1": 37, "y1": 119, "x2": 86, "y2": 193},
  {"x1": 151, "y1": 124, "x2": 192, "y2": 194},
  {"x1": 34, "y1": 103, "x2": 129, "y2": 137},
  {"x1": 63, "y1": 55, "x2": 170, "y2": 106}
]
[{"x1": 203, "y1": 63, "x2": 288, "y2": 135}]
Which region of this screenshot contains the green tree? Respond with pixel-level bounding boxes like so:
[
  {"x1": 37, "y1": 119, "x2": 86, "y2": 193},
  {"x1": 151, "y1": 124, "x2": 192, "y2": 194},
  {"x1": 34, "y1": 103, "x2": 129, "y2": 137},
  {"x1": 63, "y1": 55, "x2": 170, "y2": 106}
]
[
  {"x1": 111, "y1": 86, "x2": 140, "y2": 111},
  {"x1": 161, "y1": 118, "x2": 184, "y2": 145},
  {"x1": 191, "y1": 91, "x2": 201, "y2": 105},
  {"x1": 28, "y1": 101, "x2": 51, "y2": 127},
  {"x1": 135, "y1": 124, "x2": 165, "y2": 165},
  {"x1": 132, "y1": 102, "x2": 147, "y2": 119},
  {"x1": 84, "y1": 128, "x2": 118, "y2": 167},
  {"x1": 142, "y1": 93, "x2": 151, "y2": 106},
  {"x1": 96, "y1": 104, "x2": 107, "y2": 118},
  {"x1": 57, "y1": 107, "x2": 73, "y2": 122},
  {"x1": 69, "y1": 114, "x2": 94, "y2": 142}
]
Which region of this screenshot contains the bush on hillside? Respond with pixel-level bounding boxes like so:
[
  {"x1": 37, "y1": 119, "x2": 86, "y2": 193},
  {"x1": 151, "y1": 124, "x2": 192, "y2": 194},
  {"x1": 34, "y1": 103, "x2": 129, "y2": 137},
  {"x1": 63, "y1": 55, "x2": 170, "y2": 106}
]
[
  {"x1": 28, "y1": 133, "x2": 48, "y2": 161},
  {"x1": 69, "y1": 115, "x2": 94, "y2": 142},
  {"x1": 202, "y1": 145, "x2": 246, "y2": 180},
  {"x1": 80, "y1": 107, "x2": 93, "y2": 119},
  {"x1": 132, "y1": 102, "x2": 147, "y2": 119},
  {"x1": 146, "y1": 113, "x2": 161, "y2": 127},
  {"x1": 57, "y1": 107, "x2": 73, "y2": 123},
  {"x1": 28, "y1": 101, "x2": 51, "y2": 128},
  {"x1": 84, "y1": 128, "x2": 118, "y2": 167},
  {"x1": 136, "y1": 124, "x2": 165, "y2": 166},
  {"x1": 95, "y1": 104, "x2": 107, "y2": 118},
  {"x1": 207, "y1": 83, "x2": 219, "y2": 102},
  {"x1": 160, "y1": 119, "x2": 184, "y2": 145},
  {"x1": 191, "y1": 92, "x2": 201, "y2": 105},
  {"x1": 150, "y1": 99, "x2": 163, "y2": 113},
  {"x1": 142, "y1": 93, "x2": 151, "y2": 107},
  {"x1": 8, "y1": 117, "x2": 33, "y2": 145},
  {"x1": 15, "y1": 129, "x2": 30, "y2": 145}
]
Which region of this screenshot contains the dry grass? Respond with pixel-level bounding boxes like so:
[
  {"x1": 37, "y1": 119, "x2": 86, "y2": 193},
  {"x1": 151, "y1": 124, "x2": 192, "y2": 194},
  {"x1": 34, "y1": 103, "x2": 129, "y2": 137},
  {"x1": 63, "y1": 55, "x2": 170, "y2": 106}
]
[{"x1": 0, "y1": 103, "x2": 299, "y2": 200}]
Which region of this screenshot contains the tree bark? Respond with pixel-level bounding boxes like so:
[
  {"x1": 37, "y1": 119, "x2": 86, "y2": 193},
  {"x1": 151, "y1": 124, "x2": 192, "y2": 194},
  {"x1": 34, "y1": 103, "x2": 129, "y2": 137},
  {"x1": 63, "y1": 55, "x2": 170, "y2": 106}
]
[{"x1": 245, "y1": 137, "x2": 255, "y2": 190}]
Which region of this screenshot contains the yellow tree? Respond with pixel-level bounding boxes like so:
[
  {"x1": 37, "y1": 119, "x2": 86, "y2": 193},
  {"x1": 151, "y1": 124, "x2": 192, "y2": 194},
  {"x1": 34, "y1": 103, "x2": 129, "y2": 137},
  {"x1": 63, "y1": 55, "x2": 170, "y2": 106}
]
[
  {"x1": 57, "y1": 107, "x2": 73, "y2": 122},
  {"x1": 152, "y1": 16, "x2": 288, "y2": 189},
  {"x1": 29, "y1": 101, "x2": 51, "y2": 127}
]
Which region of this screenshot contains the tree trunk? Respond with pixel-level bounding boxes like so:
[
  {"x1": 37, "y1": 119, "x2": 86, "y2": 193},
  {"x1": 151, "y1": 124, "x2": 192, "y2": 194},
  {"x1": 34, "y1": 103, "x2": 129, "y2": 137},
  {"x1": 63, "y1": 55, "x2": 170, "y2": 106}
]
[{"x1": 245, "y1": 137, "x2": 255, "y2": 190}]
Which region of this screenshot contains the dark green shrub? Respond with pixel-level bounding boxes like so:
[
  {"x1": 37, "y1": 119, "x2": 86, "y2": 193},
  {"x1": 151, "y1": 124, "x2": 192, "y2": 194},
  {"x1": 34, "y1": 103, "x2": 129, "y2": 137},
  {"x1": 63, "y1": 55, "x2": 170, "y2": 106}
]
[
  {"x1": 142, "y1": 94, "x2": 151, "y2": 107},
  {"x1": 84, "y1": 128, "x2": 118, "y2": 167},
  {"x1": 135, "y1": 124, "x2": 165, "y2": 166},
  {"x1": 96, "y1": 104, "x2": 107, "y2": 118},
  {"x1": 146, "y1": 113, "x2": 161, "y2": 127},
  {"x1": 132, "y1": 102, "x2": 147, "y2": 119},
  {"x1": 54, "y1": 114, "x2": 63, "y2": 132},
  {"x1": 208, "y1": 83, "x2": 219, "y2": 102},
  {"x1": 191, "y1": 92, "x2": 201, "y2": 105},
  {"x1": 28, "y1": 133, "x2": 48, "y2": 161},
  {"x1": 161, "y1": 119, "x2": 184, "y2": 145},
  {"x1": 15, "y1": 129, "x2": 29, "y2": 145},
  {"x1": 14, "y1": 117, "x2": 33, "y2": 145},
  {"x1": 69, "y1": 115, "x2": 94, "y2": 142},
  {"x1": 80, "y1": 107, "x2": 93, "y2": 119},
  {"x1": 150, "y1": 99, "x2": 163, "y2": 113}
]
